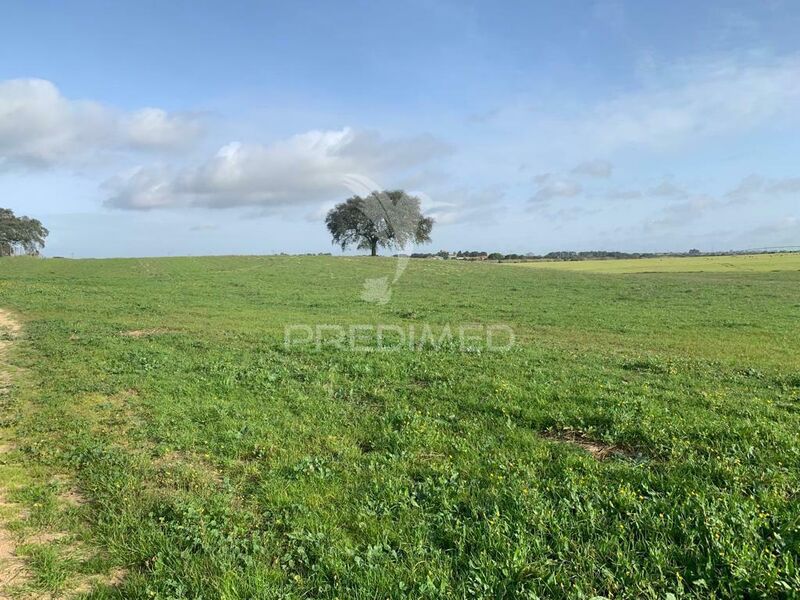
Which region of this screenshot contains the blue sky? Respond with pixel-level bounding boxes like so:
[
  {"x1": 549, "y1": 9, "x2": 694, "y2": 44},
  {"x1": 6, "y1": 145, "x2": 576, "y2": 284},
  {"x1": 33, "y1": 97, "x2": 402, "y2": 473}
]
[{"x1": 2, "y1": 0, "x2": 799, "y2": 257}]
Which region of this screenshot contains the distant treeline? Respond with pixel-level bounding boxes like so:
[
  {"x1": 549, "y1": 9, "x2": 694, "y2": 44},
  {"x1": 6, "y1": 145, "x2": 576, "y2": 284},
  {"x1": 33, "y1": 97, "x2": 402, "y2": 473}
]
[{"x1": 403, "y1": 248, "x2": 798, "y2": 261}]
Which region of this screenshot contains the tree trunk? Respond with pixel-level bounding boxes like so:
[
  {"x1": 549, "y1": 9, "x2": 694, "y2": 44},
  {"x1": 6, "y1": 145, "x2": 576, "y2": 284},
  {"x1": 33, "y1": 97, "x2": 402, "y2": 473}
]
[{"x1": 370, "y1": 240, "x2": 378, "y2": 256}]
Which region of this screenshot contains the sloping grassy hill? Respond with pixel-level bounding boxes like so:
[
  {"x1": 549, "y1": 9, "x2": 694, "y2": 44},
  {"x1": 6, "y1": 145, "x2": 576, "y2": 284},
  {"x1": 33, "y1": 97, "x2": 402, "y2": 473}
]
[{"x1": 0, "y1": 255, "x2": 798, "y2": 598}]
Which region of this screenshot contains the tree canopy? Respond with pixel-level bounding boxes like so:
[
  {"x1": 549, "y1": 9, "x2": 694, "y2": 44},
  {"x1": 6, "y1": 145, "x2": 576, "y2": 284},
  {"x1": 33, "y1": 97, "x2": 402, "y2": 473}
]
[
  {"x1": 0, "y1": 208, "x2": 49, "y2": 257},
  {"x1": 326, "y1": 190, "x2": 433, "y2": 256}
]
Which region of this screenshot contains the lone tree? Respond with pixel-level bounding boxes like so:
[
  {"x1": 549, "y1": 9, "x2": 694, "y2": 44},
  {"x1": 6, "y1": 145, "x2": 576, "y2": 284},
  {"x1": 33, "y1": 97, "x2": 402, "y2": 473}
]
[
  {"x1": 326, "y1": 190, "x2": 433, "y2": 256},
  {"x1": 0, "y1": 208, "x2": 49, "y2": 257}
]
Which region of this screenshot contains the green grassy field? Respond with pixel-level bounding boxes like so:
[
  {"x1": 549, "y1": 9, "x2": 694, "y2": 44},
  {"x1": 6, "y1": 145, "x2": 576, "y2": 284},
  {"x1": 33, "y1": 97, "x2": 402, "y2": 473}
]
[
  {"x1": 0, "y1": 254, "x2": 799, "y2": 599},
  {"x1": 508, "y1": 252, "x2": 800, "y2": 274}
]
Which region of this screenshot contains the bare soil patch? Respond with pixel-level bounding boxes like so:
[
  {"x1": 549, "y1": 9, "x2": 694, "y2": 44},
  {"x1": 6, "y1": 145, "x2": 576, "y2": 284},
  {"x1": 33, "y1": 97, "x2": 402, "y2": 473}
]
[
  {"x1": 0, "y1": 311, "x2": 20, "y2": 397},
  {"x1": 120, "y1": 328, "x2": 171, "y2": 338},
  {"x1": 0, "y1": 310, "x2": 123, "y2": 597},
  {"x1": 0, "y1": 313, "x2": 20, "y2": 339},
  {"x1": 0, "y1": 491, "x2": 31, "y2": 595},
  {"x1": 152, "y1": 450, "x2": 224, "y2": 489},
  {"x1": 0, "y1": 310, "x2": 31, "y2": 596},
  {"x1": 543, "y1": 429, "x2": 631, "y2": 460},
  {"x1": 48, "y1": 475, "x2": 88, "y2": 509}
]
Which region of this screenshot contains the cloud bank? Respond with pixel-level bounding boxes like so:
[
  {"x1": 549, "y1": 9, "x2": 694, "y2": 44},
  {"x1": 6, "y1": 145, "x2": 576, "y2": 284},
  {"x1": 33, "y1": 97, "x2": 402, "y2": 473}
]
[
  {"x1": 531, "y1": 173, "x2": 582, "y2": 204},
  {"x1": 571, "y1": 159, "x2": 613, "y2": 178},
  {"x1": 0, "y1": 78, "x2": 203, "y2": 169},
  {"x1": 104, "y1": 128, "x2": 452, "y2": 210},
  {"x1": 573, "y1": 54, "x2": 800, "y2": 152}
]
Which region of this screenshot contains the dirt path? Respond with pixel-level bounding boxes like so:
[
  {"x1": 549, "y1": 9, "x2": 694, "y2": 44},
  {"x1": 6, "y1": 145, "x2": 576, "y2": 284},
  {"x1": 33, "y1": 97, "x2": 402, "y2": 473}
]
[
  {"x1": 0, "y1": 311, "x2": 126, "y2": 598},
  {"x1": 0, "y1": 309, "x2": 30, "y2": 598}
]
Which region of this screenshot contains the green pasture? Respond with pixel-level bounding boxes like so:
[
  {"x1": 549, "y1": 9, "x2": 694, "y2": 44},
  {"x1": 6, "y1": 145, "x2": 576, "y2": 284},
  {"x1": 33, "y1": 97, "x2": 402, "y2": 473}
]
[{"x1": 0, "y1": 254, "x2": 798, "y2": 598}]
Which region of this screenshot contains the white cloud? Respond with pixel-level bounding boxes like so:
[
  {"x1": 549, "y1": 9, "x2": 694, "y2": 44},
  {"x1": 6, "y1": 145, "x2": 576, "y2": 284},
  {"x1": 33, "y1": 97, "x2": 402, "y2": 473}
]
[
  {"x1": 725, "y1": 174, "x2": 765, "y2": 203},
  {"x1": 605, "y1": 189, "x2": 642, "y2": 200},
  {"x1": 648, "y1": 180, "x2": 688, "y2": 198},
  {"x1": 531, "y1": 173, "x2": 582, "y2": 203},
  {"x1": 571, "y1": 159, "x2": 613, "y2": 178},
  {"x1": 420, "y1": 186, "x2": 506, "y2": 225},
  {"x1": 543, "y1": 54, "x2": 800, "y2": 154},
  {"x1": 648, "y1": 195, "x2": 719, "y2": 228},
  {"x1": 0, "y1": 78, "x2": 203, "y2": 169},
  {"x1": 123, "y1": 108, "x2": 203, "y2": 151},
  {"x1": 335, "y1": 130, "x2": 452, "y2": 171},
  {"x1": 748, "y1": 216, "x2": 799, "y2": 235},
  {"x1": 640, "y1": 170, "x2": 800, "y2": 235},
  {"x1": 105, "y1": 127, "x2": 451, "y2": 210},
  {"x1": 718, "y1": 216, "x2": 800, "y2": 250},
  {"x1": 725, "y1": 174, "x2": 800, "y2": 204},
  {"x1": 103, "y1": 166, "x2": 175, "y2": 210},
  {"x1": 767, "y1": 177, "x2": 800, "y2": 194}
]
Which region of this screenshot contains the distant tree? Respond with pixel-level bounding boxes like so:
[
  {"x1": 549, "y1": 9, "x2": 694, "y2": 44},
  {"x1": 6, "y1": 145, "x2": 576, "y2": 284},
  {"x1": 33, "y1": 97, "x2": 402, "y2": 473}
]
[
  {"x1": 0, "y1": 208, "x2": 49, "y2": 257},
  {"x1": 688, "y1": 248, "x2": 701, "y2": 255},
  {"x1": 546, "y1": 251, "x2": 579, "y2": 261},
  {"x1": 488, "y1": 252, "x2": 504, "y2": 260},
  {"x1": 326, "y1": 190, "x2": 433, "y2": 256}
]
